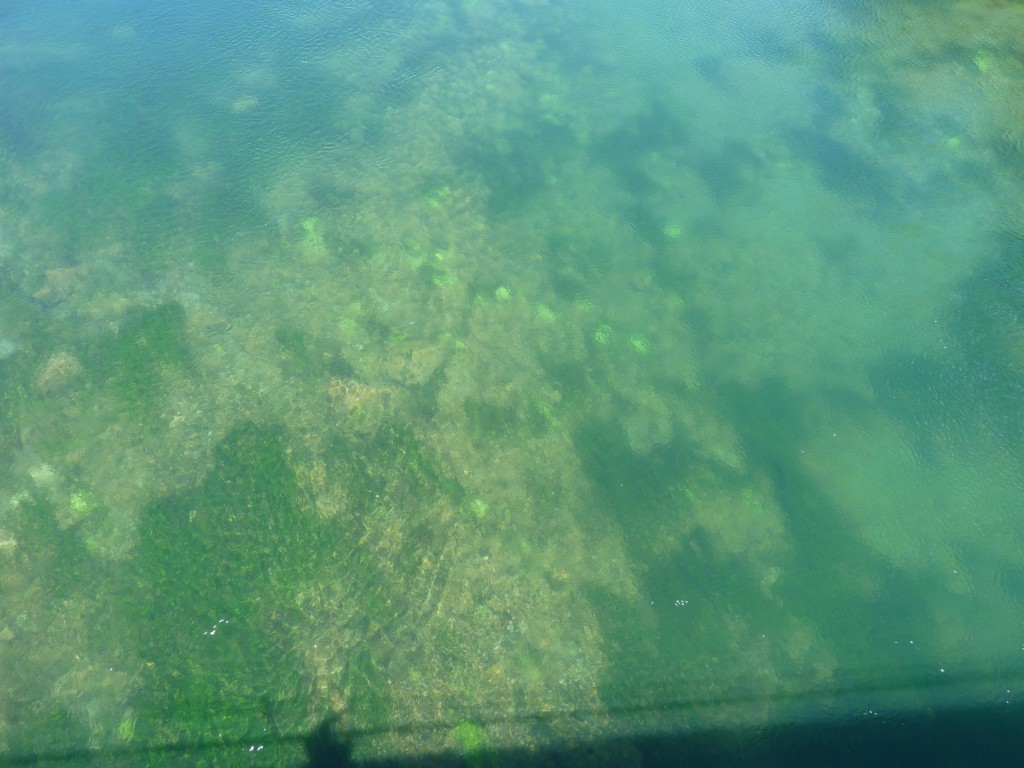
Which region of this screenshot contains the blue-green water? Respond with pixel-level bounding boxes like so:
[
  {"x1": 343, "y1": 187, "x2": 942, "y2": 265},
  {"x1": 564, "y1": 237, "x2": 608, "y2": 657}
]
[{"x1": 2, "y1": 0, "x2": 1023, "y2": 763}]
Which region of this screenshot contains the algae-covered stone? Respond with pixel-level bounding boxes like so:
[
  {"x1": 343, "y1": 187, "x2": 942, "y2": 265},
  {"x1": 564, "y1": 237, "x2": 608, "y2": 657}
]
[
  {"x1": 57, "y1": 489, "x2": 98, "y2": 530},
  {"x1": 452, "y1": 720, "x2": 487, "y2": 754},
  {"x1": 34, "y1": 351, "x2": 84, "y2": 395},
  {"x1": 629, "y1": 333, "x2": 650, "y2": 355}
]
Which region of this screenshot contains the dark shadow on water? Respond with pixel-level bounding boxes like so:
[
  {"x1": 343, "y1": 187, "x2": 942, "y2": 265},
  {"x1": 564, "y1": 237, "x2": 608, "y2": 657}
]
[
  {"x1": 574, "y1": 417, "x2": 693, "y2": 529},
  {"x1": 781, "y1": 126, "x2": 897, "y2": 212},
  {"x1": 457, "y1": 121, "x2": 579, "y2": 215},
  {"x1": 705, "y1": 377, "x2": 947, "y2": 672},
  {"x1": 692, "y1": 138, "x2": 765, "y2": 202},
  {"x1": 589, "y1": 100, "x2": 689, "y2": 199},
  {"x1": 7, "y1": 690, "x2": 1024, "y2": 767},
  {"x1": 871, "y1": 229, "x2": 1024, "y2": 455}
]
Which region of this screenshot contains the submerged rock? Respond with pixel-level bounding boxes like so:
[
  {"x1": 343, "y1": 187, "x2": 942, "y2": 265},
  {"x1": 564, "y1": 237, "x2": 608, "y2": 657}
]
[
  {"x1": 33, "y1": 266, "x2": 87, "y2": 306},
  {"x1": 34, "y1": 351, "x2": 84, "y2": 395},
  {"x1": 0, "y1": 337, "x2": 18, "y2": 360}
]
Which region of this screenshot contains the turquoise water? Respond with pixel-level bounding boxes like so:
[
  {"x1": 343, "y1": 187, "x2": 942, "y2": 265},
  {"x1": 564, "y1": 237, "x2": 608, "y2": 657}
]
[{"x1": 1, "y1": 0, "x2": 1023, "y2": 763}]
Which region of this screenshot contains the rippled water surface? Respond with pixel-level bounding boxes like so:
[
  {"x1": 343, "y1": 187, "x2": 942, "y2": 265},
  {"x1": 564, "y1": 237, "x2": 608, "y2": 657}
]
[{"x1": 2, "y1": 0, "x2": 1023, "y2": 763}]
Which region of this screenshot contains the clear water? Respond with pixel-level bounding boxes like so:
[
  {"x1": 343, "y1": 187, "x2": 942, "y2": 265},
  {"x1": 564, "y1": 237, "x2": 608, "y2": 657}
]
[{"x1": 1, "y1": 0, "x2": 1023, "y2": 763}]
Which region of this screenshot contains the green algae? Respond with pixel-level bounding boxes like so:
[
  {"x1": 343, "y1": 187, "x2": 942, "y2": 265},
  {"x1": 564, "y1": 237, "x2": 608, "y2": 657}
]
[
  {"x1": 452, "y1": 720, "x2": 488, "y2": 755},
  {"x1": 89, "y1": 301, "x2": 190, "y2": 411}
]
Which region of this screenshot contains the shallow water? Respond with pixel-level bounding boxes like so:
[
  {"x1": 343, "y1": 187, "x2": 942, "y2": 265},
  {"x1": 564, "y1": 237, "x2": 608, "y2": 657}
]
[{"x1": 1, "y1": 0, "x2": 1023, "y2": 763}]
